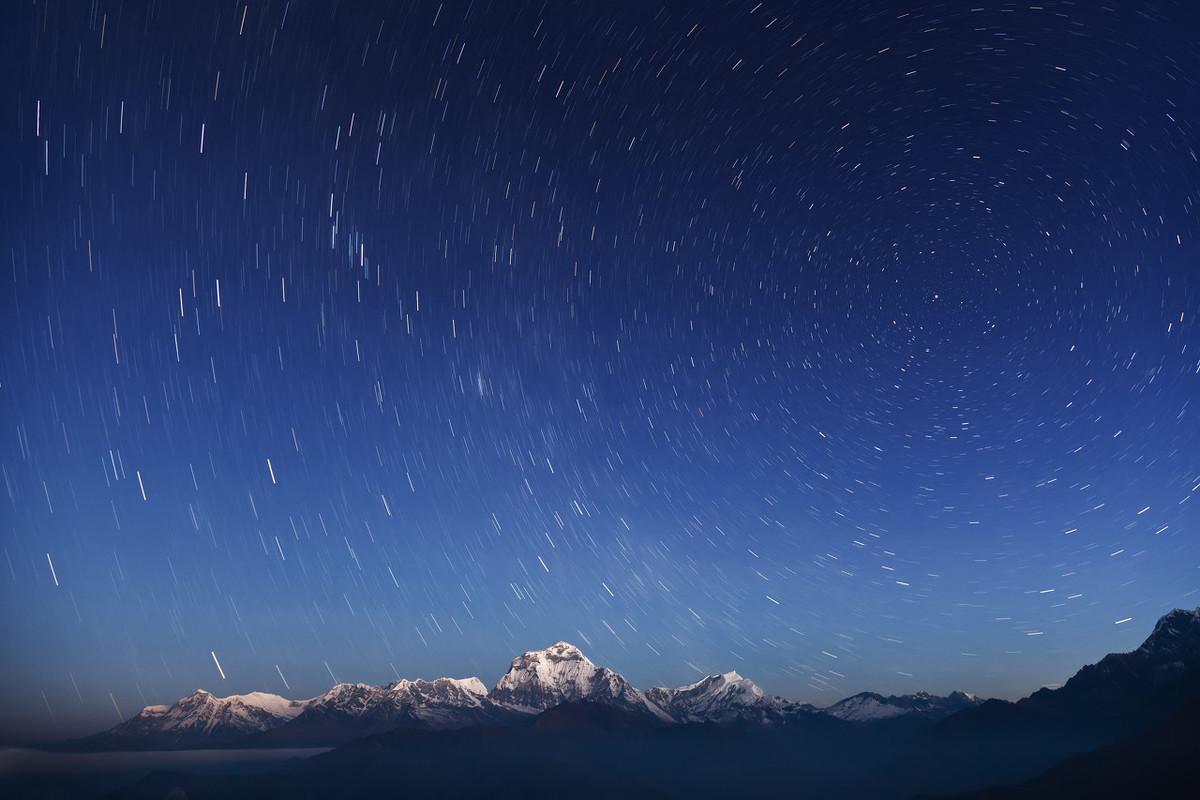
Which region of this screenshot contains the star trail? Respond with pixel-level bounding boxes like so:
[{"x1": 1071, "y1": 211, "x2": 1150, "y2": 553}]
[{"x1": 2, "y1": 0, "x2": 1198, "y2": 741}]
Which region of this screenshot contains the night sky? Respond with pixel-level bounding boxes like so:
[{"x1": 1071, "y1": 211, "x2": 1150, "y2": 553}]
[{"x1": 3, "y1": 0, "x2": 1198, "y2": 741}]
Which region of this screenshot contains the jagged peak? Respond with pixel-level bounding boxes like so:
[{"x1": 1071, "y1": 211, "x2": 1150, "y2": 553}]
[
  {"x1": 388, "y1": 676, "x2": 488, "y2": 695},
  {"x1": 1161, "y1": 607, "x2": 1200, "y2": 621},
  {"x1": 196, "y1": 689, "x2": 300, "y2": 705},
  {"x1": 451, "y1": 676, "x2": 489, "y2": 695},
  {"x1": 129, "y1": 688, "x2": 309, "y2": 726},
  {"x1": 488, "y1": 640, "x2": 653, "y2": 715},
  {"x1": 843, "y1": 689, "x2": 971, "y2": 701},
  {"x1": 1125, "y1": 607, "x2": 1200, "y2": 660},
  {"x1": 829, "y1": 689, "x2": 976, "y2": 707},
  {"x1": 1143, "y1": 607, "x2": 1200, "y2": 640},
  {"x1": 497, "y1": 642, "x2": 600, "y2": 684},
  {"x1": 657, "y1": 671, "x2": 767, "y2": 707},
  {"x1": 227, "y1": 691, "x2": 293, "y2": 702},
  {"x1": 823, "y1": 689, "x2": 983, "y2": 723},
  {"x1": 523, "y1": 641, "x2": 589, "y2": 661},
  {"x1": 164, "y1": 689, "x2": 220, "y2": 707},
  {"x1": 831, "y1": 691, "x2": 885, "y2": 704},
  {"x1": 674, "y1": 670, "x2": 758, "y2": 693},
  {"x1": 317, "y1": 682, "x2": 379, "y2": 700}
]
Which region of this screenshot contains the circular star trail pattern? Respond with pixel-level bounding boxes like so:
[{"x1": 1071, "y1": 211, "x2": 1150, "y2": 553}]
[{"x1": 2, "y1": 0, "x2": 1198, "y2": 738}]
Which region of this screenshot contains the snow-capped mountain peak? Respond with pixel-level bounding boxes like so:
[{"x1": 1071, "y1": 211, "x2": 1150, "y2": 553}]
[
  {"x1": 490, "y1": 642, "x2": 671, "y2": 721},
  {"x1": 388, "y1": 676, "x2": 488, "y2": 697},
  {"x1": 823, "y1": 690, "x2": 982, "y2": 723},
  {"x1": 384, "y1": 676, "x2": 490, "y2": 711},
  {"x1": 83, "y1": 688, "x2": 313, "y2": 749},
  {"x1": 72, "y1": 609, "x2": 1200, "y2": 752},
  {"x1": 686, "y1": 670, "x2": 759, "y2": 693},
  {"x1": 491, "y1": 642, "x2": 599, "y2": 708},
  {"x1": 645, "y1": 671, "x2": 779, "y2": 724},
  {"x1": 543, "y1": 641, "x2": 589, "y2": 659},
  {"x1": 221, "y1": 691, "x2": 310, "y2": 719},
  {"x1": 147, "y1": 689, "x2": 310, "y2": 728},
  {"x1": 447, "y1": 676, "x2": 489, "y2": 695}
]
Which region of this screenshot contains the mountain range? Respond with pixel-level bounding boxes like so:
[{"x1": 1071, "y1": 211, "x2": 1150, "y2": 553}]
[
  {"x1": 71, "y1": 639, "x2": 982, "y2": 750},
  {"x1": 30, "y1": 608, "x2": 1199, "y2": 799}
]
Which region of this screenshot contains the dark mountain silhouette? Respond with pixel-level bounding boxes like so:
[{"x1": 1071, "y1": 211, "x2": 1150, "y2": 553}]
[
  {"x1": 945, "y1": 699, "x2": 1200, "y2": 799},
  {"x1": 530, "y1": 699, "x2": 671, "y2": 733},
  {"x1": 883, "y1": 608, "x2": 1200, "y2": 796},
  {"x1": 99, "y1": 703, "x2": 874, "y2": 800}
]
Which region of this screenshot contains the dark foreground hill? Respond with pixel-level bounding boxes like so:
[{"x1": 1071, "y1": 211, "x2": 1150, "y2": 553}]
[{"x1": 942, "y1": 699, "x2": 1200, "y2": 799}]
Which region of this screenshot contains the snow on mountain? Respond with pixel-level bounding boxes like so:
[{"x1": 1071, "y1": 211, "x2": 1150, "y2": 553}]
[
  {"x1": 491, "y1": 642, "x2": 673, "y2": 721},
  {"x1": 302, "y1": 682, "x2": 390, "y2": 717},
  {"x1": 252, "y1": 675, "x2": 512, "y2": 746},
  {"x1": 75, "y1": 638, "x2": 1015, "y2": 750},
  {"x1": 292, "y1": 675, "x2": 490, "y2": 724},
  {"x1": 223, "y1": 691, "x2": 310, "y2": 720},
  {"x1": 69, "y1": 608, "x2": 1200, "y2": 752},
  {"x1": 83, "y1": 675, "x2": 500, "y2": 750},
  {"x1": 382, "y1": 676, "x2": 493, "y2": 727},
  {"x1": 823, "y1": 690, "x2": 982, "y2": 723},
  {"x1": 646, "y1": 671, "x2": 791, "y2": 724},
  {"x1": 129, "y1": 689, "x2": 309, "y2": 734},
  {"x1": 82, "y1": 689, "x2": 312, "y2": 749}
]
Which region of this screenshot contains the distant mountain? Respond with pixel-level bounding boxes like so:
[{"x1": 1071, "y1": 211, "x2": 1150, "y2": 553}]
[
  {"x1": 66, "y1": 640, "x2": 974, "y2": 750},
  {"x1": 73, "y1": 690, "x2": 309, "y2": 750},
  {"x1": 645, "y1": 671, "x2": 816, "y2": 725},
  {"x1": 248, "y1": 677, "x2": 517, "y2": 747},
  {"x1": 490, "y1": 641, "x2": 673, "y2": 722},
  {"x1": 72, "y1": 608, "x2": 1200, "y2": 756},
  {"x1": 823, "y1": 690, "x2": 981, "y2": 723}
]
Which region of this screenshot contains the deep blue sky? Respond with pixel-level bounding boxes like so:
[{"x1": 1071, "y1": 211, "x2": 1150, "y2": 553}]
[{"x1": 2, "y1": 0, "x2": 1198, "y2": 740}]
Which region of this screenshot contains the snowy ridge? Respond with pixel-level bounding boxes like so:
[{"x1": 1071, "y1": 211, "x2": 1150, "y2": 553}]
[
  {"x1": 74, "y1": 609, "x2": 1200, "y2": 750},
  {"x1": 221, "y1": 691, "x2": 311, "y2": 720},
  {"x1": 822, "y1": 690, "x2": 981, "y2": 723},
  {"x1": 647, "y1": 671, "x2": 784, "y2": 724},
  {"x1": 128, "y1": 689, "x2": 311, "y2": 733},
  {"x1": 87, "y1": 641, "x2": 985, "y2": 748},
  {"x1": 264, "y1": 674, "x2": 506, "y2": 740},
  {"x1": 492, "y1": 641, "x2": 673, "y2": 722},
  {"x1": 86, "y1": 689, "x2": 316, "y2": 748}
]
